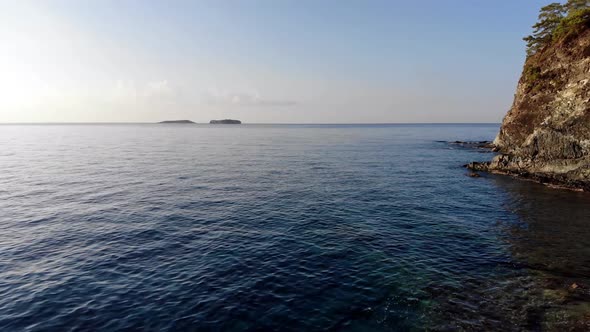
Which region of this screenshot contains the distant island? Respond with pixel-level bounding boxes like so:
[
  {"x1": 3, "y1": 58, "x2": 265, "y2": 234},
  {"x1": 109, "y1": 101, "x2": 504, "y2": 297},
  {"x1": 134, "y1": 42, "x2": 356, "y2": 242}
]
[
  {"x1": 210, "y1": 119, "x2": 241, "y2": 124},
  {"x1": 158, "y1": 120, "x2": 196, "y2": 124}
]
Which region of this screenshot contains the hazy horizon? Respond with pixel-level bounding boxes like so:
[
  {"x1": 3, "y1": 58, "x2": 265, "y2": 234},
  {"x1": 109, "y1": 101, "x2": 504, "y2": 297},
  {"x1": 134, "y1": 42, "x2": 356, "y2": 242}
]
[
  {"x1": 0, "y1": 121, "x2": 502, "y2": 124},
  {"x1": 0, "y1": 121, "x2": 503, "y2": 125},
  {"x1": 1, "y1": 0, "x2": 548, "y2": 123}
]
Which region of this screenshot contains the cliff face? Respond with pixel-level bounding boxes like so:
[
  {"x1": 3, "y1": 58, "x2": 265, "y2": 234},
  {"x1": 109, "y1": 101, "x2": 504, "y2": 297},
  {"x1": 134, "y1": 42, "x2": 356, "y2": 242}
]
[{"x1": 475, "y1": 22, "x2": 590, "y2": 190}]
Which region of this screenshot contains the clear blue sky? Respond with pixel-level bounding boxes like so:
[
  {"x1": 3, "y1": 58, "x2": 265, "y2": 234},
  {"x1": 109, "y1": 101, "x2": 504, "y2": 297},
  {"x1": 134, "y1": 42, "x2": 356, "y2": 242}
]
[{"x1": 0, "y1": 0, "x2": 549, "y2": 123}]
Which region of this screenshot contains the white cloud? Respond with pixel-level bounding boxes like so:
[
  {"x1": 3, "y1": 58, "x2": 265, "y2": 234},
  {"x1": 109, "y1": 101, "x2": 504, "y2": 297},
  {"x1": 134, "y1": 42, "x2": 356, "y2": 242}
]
[
  {"x1": 108, "y1": 79, "x2": 178, "y2": 104},
  {"x1": 144, "y1": 80, "x2": 176, "y2": 99},
  {"x1": 201, "y1": 89, "x2": 297, "y2": 107},
  {"x1": 106, "y1": 82, "x2": 294, "y2": 108},
  {"x1": 111, "y1": 80, "x2": 138, "y2": 102}
]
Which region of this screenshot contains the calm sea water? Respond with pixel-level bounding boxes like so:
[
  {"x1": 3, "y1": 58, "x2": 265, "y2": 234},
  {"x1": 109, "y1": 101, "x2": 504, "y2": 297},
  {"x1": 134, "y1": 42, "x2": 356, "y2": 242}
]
[{"x1": 1, "y1": 124, "x2": 589, "y2": 331}]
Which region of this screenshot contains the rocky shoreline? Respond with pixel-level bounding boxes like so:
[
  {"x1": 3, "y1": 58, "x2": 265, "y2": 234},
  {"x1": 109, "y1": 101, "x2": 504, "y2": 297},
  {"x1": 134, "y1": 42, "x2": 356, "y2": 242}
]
[
  {"x1": 449, "y1": 140, "x2": 497, "y2": 151},
  {"x1": 462, "y1": 141, "x2": 590, "y2": 192},
  {"x1": 466, "y1": 159, "x2": 589, "y2": 192},
  {"x1": 464, "y1": 8, "x2": 590, "y2": 192}
]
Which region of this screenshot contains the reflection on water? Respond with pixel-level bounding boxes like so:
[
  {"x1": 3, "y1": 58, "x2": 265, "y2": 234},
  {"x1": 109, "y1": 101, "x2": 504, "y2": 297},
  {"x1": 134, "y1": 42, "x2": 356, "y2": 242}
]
[
  {"x1": 344, "y1": 174, "x2": 590, "y2": 331},
  {"x1": 492, "y1": 175, "x2": 590, "y2": 279},
  {"x1": 493, "y1": 176, "x2": 590, "y2": 331},
  {"x1": 416, "y1": 173, "x2": 590, "y2": 331}
]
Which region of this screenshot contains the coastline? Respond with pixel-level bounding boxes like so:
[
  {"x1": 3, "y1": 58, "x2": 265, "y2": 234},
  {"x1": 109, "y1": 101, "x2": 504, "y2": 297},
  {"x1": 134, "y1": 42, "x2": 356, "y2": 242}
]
[
  {"x1": 467, "y1": 161, "x2": 587, "y2": 192},
  {"x1": 465, "y1": 145, "x2": 590, "y2": 192}
]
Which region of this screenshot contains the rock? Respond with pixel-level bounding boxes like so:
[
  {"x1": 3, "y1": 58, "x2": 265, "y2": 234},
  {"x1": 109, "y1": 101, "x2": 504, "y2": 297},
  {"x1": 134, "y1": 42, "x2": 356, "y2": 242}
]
[
  {"x1": 468, "y1": 172, "x2": 481, "y2": 178},
  {"x1": 158, "y1": 120, "x2": 196, "y2": 124},
  {"x1": 471, "y1": 17, "x2": 590, "y2": 191},
  {"x1": 209, "y1": 119, "x2": 241, "y2": 124},
  {"x1": 465, "y1": 162, "x2": 490, "y2": 172},
  {"x1": 449, "y1": 141, "x2": 495, "y2": 150}
]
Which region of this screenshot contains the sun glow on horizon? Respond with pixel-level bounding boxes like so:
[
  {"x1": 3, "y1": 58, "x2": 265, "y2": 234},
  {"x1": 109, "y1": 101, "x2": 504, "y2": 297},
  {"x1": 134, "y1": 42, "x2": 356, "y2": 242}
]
[
  {"x1": 0, "y1": 2, "x2": 77, "y2": 121},
  {"x1": 0, "y1": 0, "x2": 532, "y2": 123}
]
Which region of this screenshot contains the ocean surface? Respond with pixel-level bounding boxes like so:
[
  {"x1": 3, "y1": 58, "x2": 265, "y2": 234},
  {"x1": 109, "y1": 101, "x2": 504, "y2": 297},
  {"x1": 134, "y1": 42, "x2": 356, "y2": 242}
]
[{"x1": 1, "y1": 124, "x2": 589, "y2": 331}]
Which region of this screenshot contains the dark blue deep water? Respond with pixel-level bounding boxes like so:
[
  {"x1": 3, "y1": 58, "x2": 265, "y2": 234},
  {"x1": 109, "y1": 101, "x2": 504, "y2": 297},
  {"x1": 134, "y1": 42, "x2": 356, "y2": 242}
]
[{"x1": 1, "y1": 124, "x2": 590, "y2": 331}]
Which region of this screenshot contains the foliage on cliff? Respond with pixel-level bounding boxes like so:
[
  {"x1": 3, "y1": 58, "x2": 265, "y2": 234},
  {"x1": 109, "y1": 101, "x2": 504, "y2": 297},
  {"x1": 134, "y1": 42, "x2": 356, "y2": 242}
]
[
  {"x1": 471, "y1": 1, "x2": 590, "y2": 191},
  {"x1": 524, "y1": 0, "x2": 590, "y2": 56},
  {"x1": 521, "y1": 1, "x2": 590, "y2": 95}
]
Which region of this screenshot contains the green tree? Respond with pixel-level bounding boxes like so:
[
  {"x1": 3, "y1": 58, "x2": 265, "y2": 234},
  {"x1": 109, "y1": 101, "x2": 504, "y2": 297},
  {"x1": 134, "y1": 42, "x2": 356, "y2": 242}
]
[
  {"x1": 523, "y1": 2, "x2": 566, "y2": 55},
  {"x1": 565, "y1": 0, "x2": 590, "y2": 13}
]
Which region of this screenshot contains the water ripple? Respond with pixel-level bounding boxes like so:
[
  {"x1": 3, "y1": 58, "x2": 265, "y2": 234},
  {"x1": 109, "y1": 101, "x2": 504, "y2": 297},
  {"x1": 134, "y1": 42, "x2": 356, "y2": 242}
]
[{"x1": 0, "y1": 124, "x2": 589, "y2": 331}]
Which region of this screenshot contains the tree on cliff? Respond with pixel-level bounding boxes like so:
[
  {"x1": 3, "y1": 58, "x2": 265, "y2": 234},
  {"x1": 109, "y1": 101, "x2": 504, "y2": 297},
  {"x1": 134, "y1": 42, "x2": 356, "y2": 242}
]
[
  {"x1": 565, "y1": 0, "x2": 590, "y2": 13},
  {"x1": 523, "y1": 3, "x2": 566, "y2": 56},
  {"x1": 523, "y1": 0, "x2": 590, "y2": 56}
]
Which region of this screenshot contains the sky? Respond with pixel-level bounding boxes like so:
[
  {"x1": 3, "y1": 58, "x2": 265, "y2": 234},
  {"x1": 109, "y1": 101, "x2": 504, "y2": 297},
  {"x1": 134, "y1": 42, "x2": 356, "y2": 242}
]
[{"x1": 0, "y1": 0, "x2": 550, "y2": 123}]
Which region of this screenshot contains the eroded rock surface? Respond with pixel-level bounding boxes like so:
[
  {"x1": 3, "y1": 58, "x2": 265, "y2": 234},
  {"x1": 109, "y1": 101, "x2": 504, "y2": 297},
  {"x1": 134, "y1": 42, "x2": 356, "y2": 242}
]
[{"x1": 469, "y1": 24, "x2": 590, "y2": 190}]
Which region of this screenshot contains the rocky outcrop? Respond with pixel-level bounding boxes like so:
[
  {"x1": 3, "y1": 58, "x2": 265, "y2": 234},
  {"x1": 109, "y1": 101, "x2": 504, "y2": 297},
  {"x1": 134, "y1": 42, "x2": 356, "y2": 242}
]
[
  {"x1": 469, "y1": 17, "x2": 590, "y2": 191},
  {"x1": 210, "y1": 119, "x2": 241, "y2": 124},
  {"x1": 449, "y1": 141, "x2": 496, "y2": 151}
]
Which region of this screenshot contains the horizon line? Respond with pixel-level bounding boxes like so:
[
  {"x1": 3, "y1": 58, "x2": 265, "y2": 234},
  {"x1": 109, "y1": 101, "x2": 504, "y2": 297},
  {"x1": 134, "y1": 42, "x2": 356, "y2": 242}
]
[{"x1": 0, "y1": 122, "x2": 501, "y2": 125}]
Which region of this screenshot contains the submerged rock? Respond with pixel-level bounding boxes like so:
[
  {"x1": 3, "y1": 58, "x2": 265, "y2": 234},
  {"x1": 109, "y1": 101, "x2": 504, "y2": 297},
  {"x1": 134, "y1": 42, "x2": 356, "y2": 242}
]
[{"x1": 469, "y1": 14, "x2": 590, "y2": 191}]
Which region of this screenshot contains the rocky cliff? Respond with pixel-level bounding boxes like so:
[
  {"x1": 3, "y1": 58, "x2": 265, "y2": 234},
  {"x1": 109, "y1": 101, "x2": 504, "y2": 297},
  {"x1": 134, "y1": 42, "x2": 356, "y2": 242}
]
[{"x1": 470, "y1": 10, "x2": 590, "y2": 190}]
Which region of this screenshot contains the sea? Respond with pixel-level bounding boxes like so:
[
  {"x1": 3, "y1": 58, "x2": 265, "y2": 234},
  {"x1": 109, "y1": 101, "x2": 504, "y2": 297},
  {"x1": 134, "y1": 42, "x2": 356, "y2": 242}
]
[{"x1": 1, "y1": 124, "x2": 589, "y2": 331}]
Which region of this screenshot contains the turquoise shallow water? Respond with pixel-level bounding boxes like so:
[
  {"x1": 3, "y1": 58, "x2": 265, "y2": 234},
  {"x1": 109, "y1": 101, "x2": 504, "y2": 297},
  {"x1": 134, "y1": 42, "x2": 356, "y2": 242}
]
[{"x1": 0, "y1": 124, "x2": 589, "y2": 331}]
